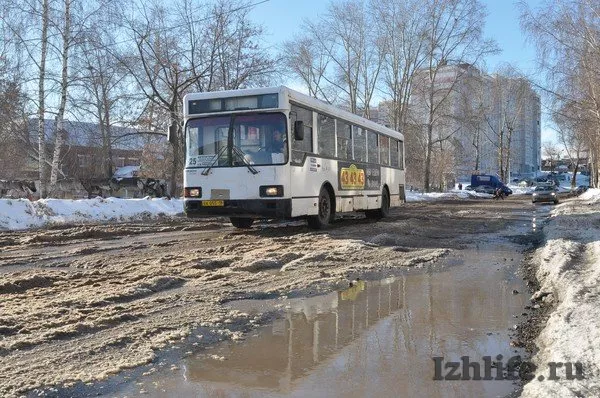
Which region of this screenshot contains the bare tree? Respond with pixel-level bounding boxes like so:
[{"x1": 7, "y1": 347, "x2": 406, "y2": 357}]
[
  {"x1": 286, "y1": 0, "x2": 384, "y2": 116},
  {"x1": 49, "y1": 0, "x2": 71, "y2": 187},
  {"x1": 120, "y1": 0, "x2": 276, "y2": 196},
  {"x1": 542, "y1": 141, "x2": 562, "y2": 173},
  {"x1": 37, "y1": 0, "x2": 50, "y2": 197},
  {"x1": 371, "y1": 0, "x2": 428, "y2": 131},
  {"x1": 414, "y1": 0, "x2": 497, "y2": 192},
  {"x1": 520, "y1": 0, "x2": 600, "y2": 187},
  {"x1": 280, "y1": 35, "x2": 333, "y2": 101},
  {"x1": 554, "y1": 101, "x2": 589, "y2": 187}
]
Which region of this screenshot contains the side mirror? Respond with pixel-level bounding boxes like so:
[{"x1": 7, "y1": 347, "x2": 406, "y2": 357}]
[
  {"x1": 167, "y1": 122, "x2": 177, "y2": 144},
  {"x1": 294, "y1": 120, "x2": 304, "y2": 141}
]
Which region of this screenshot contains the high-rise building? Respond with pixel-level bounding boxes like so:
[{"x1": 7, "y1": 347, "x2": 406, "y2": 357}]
[{"x1": 408, "y1": 64, "x2": 541, "y2": 182}]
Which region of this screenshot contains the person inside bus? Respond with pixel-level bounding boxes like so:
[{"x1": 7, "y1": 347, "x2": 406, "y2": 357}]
[
  {"x1": 271, "y1": 129, "x2": 286, "y2": 153},
  {"x1": 265, "y1": 129, "x2": 287, "y2": 163}
]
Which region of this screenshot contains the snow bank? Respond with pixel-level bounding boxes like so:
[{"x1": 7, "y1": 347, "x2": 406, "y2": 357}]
[
  {"x1": 522, "y1": 194, "x2": 600, "y2": 397},
  {"x1": 406, "y1": 190, "x2": 492, "y2": 202},
  {"x1": 578, "y1": 188, "x2": 600, "y2": 203},
  {"x1": 0, "y1": 197, "x2": 183, "y2": 231},
  {"x1": 507, "y1": 184, "x2": 535, "y2": 195}
]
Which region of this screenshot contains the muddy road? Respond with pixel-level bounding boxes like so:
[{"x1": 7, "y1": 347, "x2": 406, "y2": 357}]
[{"x1": 0, "y1": 197, "x2": 546, "y2": 397}]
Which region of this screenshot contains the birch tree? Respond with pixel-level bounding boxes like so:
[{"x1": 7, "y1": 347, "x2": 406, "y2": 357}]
[
  {"x1": 37, "y1": 0, "x2": 50, "y2": 197},
  {"x1": 416, "y1": 0, "x2": 497, "y2": 192},
  {"x1": 49, "y1": 0, "x2": 71, "y2": 186},
  {"x1": 520, "y1": 0, "x2": 600, "y2": 187}
]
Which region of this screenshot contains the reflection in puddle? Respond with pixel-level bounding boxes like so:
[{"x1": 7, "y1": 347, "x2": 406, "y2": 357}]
[{"x1": 114, "y1": 245, "x2": 528, "y2": 398}]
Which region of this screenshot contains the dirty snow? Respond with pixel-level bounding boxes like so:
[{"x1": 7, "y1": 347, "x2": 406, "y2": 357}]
[
  {"x1": 406, "y1": 190, "x2": 492, "y2": 201},
  {"x1": 0, "y1": 197, "x2": 183, "y2": 231},
  {"x1": 522, "y1": 189, "x2": 600, "y2": 397},
  {"x1": 0, "y1": 199, "x2": 534, "y2": 397}
]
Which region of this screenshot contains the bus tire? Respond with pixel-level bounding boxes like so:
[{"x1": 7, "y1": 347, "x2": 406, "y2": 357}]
[
  {"x1": 230, "y1": 217, "x2": 254, "y2": 229},
  {"x1": 366, "y1": 187, "x2": 390, "y2": 219},
  {"x1": 307, "y1": 187, "x2": 332, "y2": 229}
]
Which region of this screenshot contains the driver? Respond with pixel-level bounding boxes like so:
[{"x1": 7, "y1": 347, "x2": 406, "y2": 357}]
[{"x1": 271, "y1": 130, "x2": 286, "y2": 153}]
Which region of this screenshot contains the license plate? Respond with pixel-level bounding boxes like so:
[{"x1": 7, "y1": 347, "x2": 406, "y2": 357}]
[{"x1": 202, "y1": 200, "x2": 224, "y2": 207}]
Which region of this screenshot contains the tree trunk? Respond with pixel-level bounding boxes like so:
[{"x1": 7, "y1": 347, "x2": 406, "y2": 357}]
[
  {"x1": 50, "y1": 0, "x2": 71, "y2": 188},
  {"x1": 424, "y1": 125, "x2": 433, "y2": 192},
  {"x1": 571, "y1": 162, "x2": 579, "y2": 189},
  {"x1": 38, "y1": 0, "x2": 50, "y2": 198},
  {"x1": 169, "y1": 111, "x2": 180, "y2": 197}
]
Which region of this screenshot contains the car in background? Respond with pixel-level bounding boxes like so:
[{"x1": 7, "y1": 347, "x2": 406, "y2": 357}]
[
  {"x1": 470, "y1": 174, "x2": 512, "y2": 196},
  {"x1": 532, "y1": 185, "x2": 559, "y2": 204}
]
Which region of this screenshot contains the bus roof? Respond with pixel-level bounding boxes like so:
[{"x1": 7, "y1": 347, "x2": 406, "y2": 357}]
[{"x1": 183, "y1": 86, "x2": 404, "y2": 142}]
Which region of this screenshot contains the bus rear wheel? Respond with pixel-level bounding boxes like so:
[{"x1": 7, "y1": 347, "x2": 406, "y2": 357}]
[
  {"x1": 230, "y1": 217, "x2": 254, "y2": 229},
  {"x1": 366, "y1": 188, "x2": 390, "y2": 219},
  {"x1": 307, "y1": 187, "x2": 332, "y2": 229}
]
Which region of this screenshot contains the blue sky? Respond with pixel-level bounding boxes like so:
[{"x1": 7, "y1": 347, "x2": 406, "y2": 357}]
[{"x1": 248, "y1": 0, "x2": 555, "y2": 142}]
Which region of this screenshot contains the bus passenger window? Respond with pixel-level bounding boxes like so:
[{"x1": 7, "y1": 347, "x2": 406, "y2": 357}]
[
  {"x1": 290, "y1": 104, "x2": 313, "y2": 164},
  {"x1": 353, "y1": 127, "x2": 366, "y2": 162},
  {"x1": 337, "y1": 121, "x2": 352, "y2": 159},
  {"x1": 390, "y1": 139, "x2": 399, "y2": 167},
  {"x1": 380, "y1": 135, "x2": 390, "y2": 165},
  {"x1": 317, "y1": 114, "x2": 335, "y2": 157},
  {"x1": 398, "y1": 141, "x2": 405, "y2": 170},
  {"x1": 367, "y1": 131, "x2": 378, "y2": 164}
]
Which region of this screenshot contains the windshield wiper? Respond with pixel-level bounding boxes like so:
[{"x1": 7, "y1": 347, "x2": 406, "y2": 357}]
[
  {"x1": 201, "y1": 115, "x2": 259, "y2": 175},
  {"x1": 201, "y1": 145, "x2": 228, "y2": 176},
  {"x1": 232, "y1": 145, "x2": 259, "y2": 175}
]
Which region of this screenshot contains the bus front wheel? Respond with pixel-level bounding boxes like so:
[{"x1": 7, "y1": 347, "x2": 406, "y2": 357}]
[
  {"x1": 230, "y1": 217, "x2": 254, "y2": 229},
  {"x1": 307, "y1": 187, "x2": 332, "y2": 229}
]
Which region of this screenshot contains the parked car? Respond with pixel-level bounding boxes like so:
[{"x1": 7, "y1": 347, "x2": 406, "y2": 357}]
[
  {"x1": 470, "y1": 174, "x2": 512, "y2": 196},
  {"x1": 532, "y1": 185, "x2": 559, "y2": 204}
]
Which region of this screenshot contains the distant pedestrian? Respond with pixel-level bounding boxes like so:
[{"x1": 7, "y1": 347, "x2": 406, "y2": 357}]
[{"x1": 458, "y1": 183, "x2": 463, "y2": 190}]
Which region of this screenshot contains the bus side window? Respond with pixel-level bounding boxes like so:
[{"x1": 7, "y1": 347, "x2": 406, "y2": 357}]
[
  {"x1": 317, "y1": 114, "x2": 335, "y2": 157},
  {"x1": 353, "y1": 126, "x2": 366, "y2": 162},
  {"x1": 367, "y1": 131, "x2": 379, "y2": 164},
  {"x1": 379, "y1": 135, "x2": 390, "y2": 166},
  {"x1": 398, "y1": 141, "x2": 405, "y2": 170},
  {"x1": 337, "y1": 121, "x2": 352, "y2": 160},
  {"x1": 291, "y1": 104, "x2": 313, "y2": 165},
  {"x1": 390, "y1": 139, "x2": 399, "y2": 167}
]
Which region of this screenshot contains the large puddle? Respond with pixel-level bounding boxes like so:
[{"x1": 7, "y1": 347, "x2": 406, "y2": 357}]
[{"x1": 110, "y1": 243, "x2": 529, "y2": 398}]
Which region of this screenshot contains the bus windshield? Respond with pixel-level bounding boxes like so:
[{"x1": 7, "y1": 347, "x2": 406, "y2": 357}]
[{"x1": 185, "y1": 113, "x2": 288, "y2": 168}]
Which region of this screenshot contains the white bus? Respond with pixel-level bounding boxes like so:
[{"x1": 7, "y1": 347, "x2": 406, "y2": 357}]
[{"x1": 172, "y1": 86, "x2": 405, "y2": 229}]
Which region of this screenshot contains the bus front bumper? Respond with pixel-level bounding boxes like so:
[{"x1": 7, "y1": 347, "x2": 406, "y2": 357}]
[{"x1": 184, "y1": 199, "x2": 292, "y2": 219}]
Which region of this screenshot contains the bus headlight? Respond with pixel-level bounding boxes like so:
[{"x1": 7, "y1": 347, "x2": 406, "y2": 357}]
[
  {"x1": 260, "y1": 185, "x2": 283, "y2": 197},
  {"x1": 185, "y1": 187, "x2": 202, "y2": 198}
]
